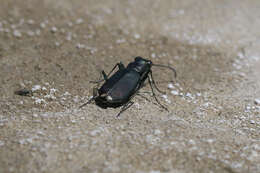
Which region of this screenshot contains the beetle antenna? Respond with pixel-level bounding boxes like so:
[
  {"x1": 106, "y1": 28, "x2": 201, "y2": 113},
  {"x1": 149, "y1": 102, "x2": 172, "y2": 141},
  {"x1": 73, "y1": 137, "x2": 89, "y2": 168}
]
[{"x1": 152, "y1": 64, "x2": 177, "y2": 78}]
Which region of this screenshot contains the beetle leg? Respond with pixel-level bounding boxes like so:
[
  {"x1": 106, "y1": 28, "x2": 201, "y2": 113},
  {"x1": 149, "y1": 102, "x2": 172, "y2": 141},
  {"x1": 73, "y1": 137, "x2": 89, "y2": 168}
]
[
  {"x1": 148, "y1": 75, "x2": 168, "y2": 111},
  {"x1": 79, "y1": 96, "x2": 95, "y2": 109},
  {"x1": 149, "y1": 71, "x2": 166, "y2": 94},
  {"x1": 116, "y1": 101, "x2": 134, "y2": 117},
  {"x1": 102, "y1": 70, "x2": 108, "y2": 80},
  {"x1": 138, "y1": 91, "x2": 152, "y2": 94},
  {"x1": 105, "y1": 62, "x2": 125, "y2": 77},
  {"x1": 118, "y1": 62, "x2": 125, "y2": 70},
  {"x1": 136, "y1": 93, "x2": 152, "y2": 102},
  {"x1": 89, "y1": 71, "x2": 107, "y2": 84},
  {"x1": 90, "y1": 62, "x2": 125, "y2": 84},
  {"x1": 93, "y1": 87, "x2": 99, "y2": 97}
]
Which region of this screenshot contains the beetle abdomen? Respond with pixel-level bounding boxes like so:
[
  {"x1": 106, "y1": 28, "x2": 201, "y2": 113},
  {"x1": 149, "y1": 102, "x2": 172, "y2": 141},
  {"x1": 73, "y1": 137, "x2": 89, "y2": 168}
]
[
  {"x1": 108, "y1": 70, "x2": 140, "y2": 103},
  {"x1": 99, "y1": 69, "x2": 127, "y2": 95}
]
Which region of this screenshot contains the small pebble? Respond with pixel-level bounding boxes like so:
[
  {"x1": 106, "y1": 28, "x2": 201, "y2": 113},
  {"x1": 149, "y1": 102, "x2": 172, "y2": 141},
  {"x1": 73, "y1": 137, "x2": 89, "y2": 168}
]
[
  {"x1": 63, "y1": 91, "x2": 71, "y2": 96},
  {"x1": 76, "y1": 18, "x2": 83, "y2": 24},
  {"x1": 0, "y1": 140, "x2": 5, "y2": 147},
  {"x1": 13, "y1": 30, "x2": 22, "y2": 37},
  {"x1": 50, "y1": 88, "x2": 57, "y2": 93},
  {"x1": 27, "y1": 19, "x2": 35, "y2": 25},
  {"x1": 116, "y1": 38, "x2": 126, "y2": 44},
  {"x1": 32, "y1": 85, "x2": 41, "y2": 91},
  {"x1": 4, "y1": 29, "x2": 10, "y2": 33},
  {"x1": 66, "y1": 33, "x2": 72, "y2": 41},
  {"x1": 55, "y1": 42, "x2": 60, "y2": 47},
  {"x1": 250, "y1": 120, "x2": 255, "y2": 124},
  {"x1": 254, "y1": 99, "x2": 260, "y2": 105},
  {"x1": 18, "y1": 19, "x2": 24, "y2": 25},
  {"x1": 51, "y1": 26, "x2": 58, "y2": 33},
  {"x1": 76, "y1": 43, "x2": 85, "y2": 49},
  {"x1": 154, "y1": 129, "x2": 162, "y2": 135},
  {"x1": 90, "y1": 130, "x2": 100, "y2": 137},
  {"x1": 168, "y1": 83, "x2": 174, "y2": 89},
  {"x1": 161, "y1": 95, "x2": 167, "y2": 99},
  {"x1": 68, "y1": 154, "x2": 73, "y2": 160},
  {"x1": 27, "y1": 31, "x2": 35, "y2": 36},
  {"x1": 67, "y1": 22, "x2": 73, "y2": 27},
  {"x1": 186, "y1": 93, "x2": 192, "y2": 97},
  {"x1": 196, "y1": 93, "x2": 201, "y2": 97},
  {"x1": 40, "y1": 22, "x2": 46, "y2": 28},
  {"x1": 35, "y1": 98, "x2": 46, "y2": 104},
  {"x1": 206, "y1": 139, "x2": 215, "y2": 144},
  {"x1": 11, "y1": 24, "x2": 16, "y2": 29},
  {"x1": 35, "y1": 29, "x2": 41, "y2": 36},
  {"x1": 60, "y1": 28, "x2": 65, "y2": 33},
  {"x1": 171, "y1": 90, "x2": 179, "y2": 95},
  {"x1": 134, "y1": 33, "x2": 140, "y2": 39}
]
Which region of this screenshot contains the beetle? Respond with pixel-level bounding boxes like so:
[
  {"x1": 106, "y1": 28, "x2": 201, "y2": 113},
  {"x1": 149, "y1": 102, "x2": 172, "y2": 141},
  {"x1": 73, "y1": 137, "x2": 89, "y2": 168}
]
[{"x1": 79, "y1": 56, "x2": 177, "y2": 117}]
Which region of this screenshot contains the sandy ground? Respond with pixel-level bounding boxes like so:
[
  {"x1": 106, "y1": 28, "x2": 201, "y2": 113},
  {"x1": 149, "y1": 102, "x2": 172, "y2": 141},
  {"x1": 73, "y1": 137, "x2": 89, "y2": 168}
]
[{"x1": 0, "y1": 0, "x2": 260, "y2": 172}]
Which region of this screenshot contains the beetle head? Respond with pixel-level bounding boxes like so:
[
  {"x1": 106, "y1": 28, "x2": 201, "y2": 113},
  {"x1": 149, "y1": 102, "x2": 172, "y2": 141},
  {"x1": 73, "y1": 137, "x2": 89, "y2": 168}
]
[{"x1": 132, "y1": 56, "x2": 152, "y2": 73}]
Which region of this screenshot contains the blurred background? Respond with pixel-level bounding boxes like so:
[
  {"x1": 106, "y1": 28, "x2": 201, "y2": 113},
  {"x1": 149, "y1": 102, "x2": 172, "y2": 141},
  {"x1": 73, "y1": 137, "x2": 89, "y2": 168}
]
[{"x1": 0, "y1": 0, "x2": 260, "y2": 172}]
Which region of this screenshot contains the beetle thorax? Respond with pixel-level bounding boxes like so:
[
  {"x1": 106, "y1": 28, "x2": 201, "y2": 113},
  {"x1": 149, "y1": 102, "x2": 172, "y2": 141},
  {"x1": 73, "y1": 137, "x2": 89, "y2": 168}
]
[{"x1": 127, "y1": 57, "x2": 152, "y2": 74}]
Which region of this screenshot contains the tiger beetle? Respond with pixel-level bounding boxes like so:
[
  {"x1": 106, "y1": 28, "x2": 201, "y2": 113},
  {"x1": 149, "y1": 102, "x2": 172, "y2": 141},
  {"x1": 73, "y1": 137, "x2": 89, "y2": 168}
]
[{"x1": 79, "y1": 56, "x2": 177, "y2": 117}]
